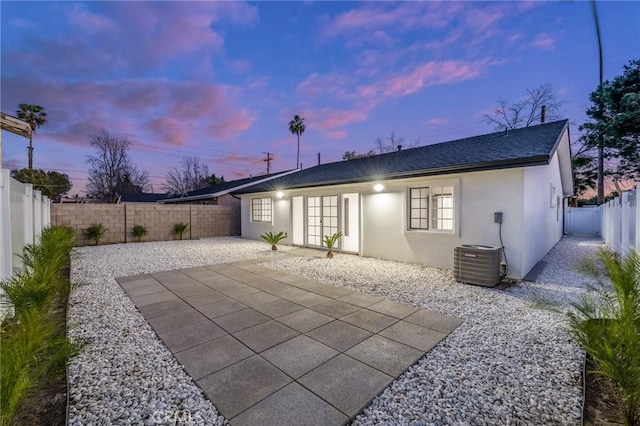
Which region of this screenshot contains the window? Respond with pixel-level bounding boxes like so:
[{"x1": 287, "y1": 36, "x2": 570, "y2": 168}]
[
  {"x1": 409, "y1": 187, "x2": 429, "y2": 230},
  {"x1": 408, "y1": 185, "x2": 454, "y2": 231},
  {"x1": 251, "y1": 198, "x2": 272, "y2": 222}
]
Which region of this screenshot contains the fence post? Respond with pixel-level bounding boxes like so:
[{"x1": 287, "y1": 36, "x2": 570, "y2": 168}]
[
  {"x1": 636, "y1": 183, "x2": 640, "y2": 253},
  {"x1": 23, "y1": 183, "x2": 34, "y2": 246},
  {"x1": 33, "y1": 190, "x2": 43, "y2": 242},
  {"x1": 0, "y1": 170, "x2": 12, "y2": 281},
  {"x1": 43, "y1": 196, "x2": 51, "y2": 228}
]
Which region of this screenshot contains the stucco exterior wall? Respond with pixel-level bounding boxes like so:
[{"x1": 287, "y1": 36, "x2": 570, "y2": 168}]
[
  {"x1": 360, "y1": 170, "x2": 526, "y2": 277},
  {"x1": 240, "y1": 168, "x2": 534, "y2": 278},
  {"x1": 521, "y1": 149, "x2": 565, "y2": 276},
  {"x1": 240, "y1": 196, "x2": 292, "y2": 245}
]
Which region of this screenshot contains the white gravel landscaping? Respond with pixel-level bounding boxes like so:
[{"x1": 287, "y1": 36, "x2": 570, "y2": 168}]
[{"x1": 68, "y1": 235, "x2": 603, "y2": 425}]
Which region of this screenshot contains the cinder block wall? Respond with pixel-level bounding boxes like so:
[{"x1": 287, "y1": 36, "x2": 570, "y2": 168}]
[{"x1": 51, "y1": 204, "x2": 240, "y2": 246}]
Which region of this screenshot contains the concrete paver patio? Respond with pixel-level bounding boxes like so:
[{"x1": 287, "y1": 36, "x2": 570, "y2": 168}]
[{"x1": 116, "y1": 258, "x2": 463, "y2": 425}]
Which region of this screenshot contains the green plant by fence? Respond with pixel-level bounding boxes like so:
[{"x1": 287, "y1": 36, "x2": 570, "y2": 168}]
[
  {"x1": 0, "y1": 226, "x2": 81, "y2": 425},
  {"x1": 569, "y1": 249, "x2": 640, "y2": 425}
]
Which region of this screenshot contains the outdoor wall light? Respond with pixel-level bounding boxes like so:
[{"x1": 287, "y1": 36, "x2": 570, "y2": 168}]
[
  {"x1": 373, "y1": 183, "x2": 384, "y2": 192},
  {"x1": 276, "y1": 191, "x2": 284, "y2": 198}
]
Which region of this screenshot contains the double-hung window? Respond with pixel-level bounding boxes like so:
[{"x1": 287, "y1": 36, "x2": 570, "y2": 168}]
[
  {"x1": 251, "y1": 197, "x2": 272, "y2": 222},
  {"x1": 408, "y1": 185, "x2": 454, "y2": 231}
]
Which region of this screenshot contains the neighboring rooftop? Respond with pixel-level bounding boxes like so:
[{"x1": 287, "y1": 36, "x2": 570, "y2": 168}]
[
  {"x1": 235, "y1": 120, "x2": 569, "y2": 194},
  {"x1": 161, "y1": 170, "x2": 296, "y2": 203},
  {"x1": 119, "y1": 192, "x2": 171, "y2": 203}
]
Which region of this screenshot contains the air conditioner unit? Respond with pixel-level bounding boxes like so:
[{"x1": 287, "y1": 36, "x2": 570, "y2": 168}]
[{"x1": 454, "y1": 245, "x2": 501, "y2": 287}]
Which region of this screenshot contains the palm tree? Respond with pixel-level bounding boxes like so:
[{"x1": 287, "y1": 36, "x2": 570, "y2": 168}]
[
  {"x1": 16, "y1": 104, "x2": 47, "y2": 169},
  {"x1": 288, "y1": 114, "x2": 306, "y2": 169}
]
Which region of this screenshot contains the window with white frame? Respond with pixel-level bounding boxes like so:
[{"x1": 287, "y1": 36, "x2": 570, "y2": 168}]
[
  {"x1": 251, "y1": 197, "x2": 272, "y2": 222},
  {"x1": 408, "y1": 185, "x2": 454, "y2": 231}
]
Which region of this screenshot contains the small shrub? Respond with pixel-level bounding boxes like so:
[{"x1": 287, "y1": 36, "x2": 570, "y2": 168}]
[
  {"x1": 260, "y1": 231, "x2": 287, "y2": 251},
  {"x1": 0, "y1": 226, "x2": 80, "y2": 425},
  {"x1": 568, "y1": 249, "x2": 640, "y2": 425},
  {"x1": 132, "y1": 224, "x2": 148, "y2": 242},
  {"x1": 323, "y1": 232, "x2": 343, "y2": 258},
  {"x1": 83, "y1": 223, "x2": 106, "y2": 246},
  {"x1": 1, "y1": 227, "x2": 76, "y2": 317},
  {"x1": 173, "y1": 222, "x2": 189, "y2": 240}
]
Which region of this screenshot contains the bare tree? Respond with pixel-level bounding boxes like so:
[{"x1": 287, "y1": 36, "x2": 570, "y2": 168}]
[
  {"x1": 374, "y1": 130, "x2": 420, "y2": 153},
  {"x1": 164, "y1": 156, "x2": 211, "y2": 196},
  {"x1": 484, "y1": 83, "x2": 563, "y2": 130},
  {"x1": 86, "y1": 130, "x2": 150, "y2": 202}
]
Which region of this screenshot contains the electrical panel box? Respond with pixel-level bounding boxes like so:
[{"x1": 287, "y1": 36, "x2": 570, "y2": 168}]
[
  {"x1": 494, "y1": 212, "x2": 503, "y2": 223},
  {"x1": 454, "y1": 245, "x2": 501, "y2": 287}
]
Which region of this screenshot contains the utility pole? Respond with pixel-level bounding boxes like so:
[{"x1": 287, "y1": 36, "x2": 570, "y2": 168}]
[
  {"x1": 263, "y1": 152, "x2": 273, "y2": 174},
  {"x1": 591, "y1": 0, "x2": 604, "y2": 205}
]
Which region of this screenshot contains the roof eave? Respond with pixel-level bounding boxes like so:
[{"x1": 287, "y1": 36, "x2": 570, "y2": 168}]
[
  {"x1": 160, "y1": 169, "x2": 300, "y2": 203},
  {"x1": 237, "y1": 155, "x2": 551, "y2": 194}
]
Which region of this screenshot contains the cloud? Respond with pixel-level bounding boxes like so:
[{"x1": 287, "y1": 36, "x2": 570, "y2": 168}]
[
  {"x1": 0, "y1": 76, "x2": 255, "y2": 149},
  {"x1": 68, "y1": 3, "x2": 117, "y2": 32},
  {"x1": 425, "y1": 118, "x2": 449, "y2": 126},
  {"x1": 297, "y1": 73, "x2": 347, "y2": 98},
  {"x1": 531, "y1": 34, "x2": 556, "y2": 50},
  {"x1": 206, "y1": 108, "x2": 255, "y2": 139},
  {"x1": 218, "y1": 153, "x2": 264, "y2": 167},
  {"x1": 384, "y1": 61, "x2": 485, "y2": 97},
  {"x1": 326, "y1": 130, "x2": 348, "y2": 139},
  {"x1": 304, "y1": 108, "x2": 368, "y2": 130},
  {"x1": 3, "y1": 2, "x2": 259, "y2": 79},
  {"x1": 322, "y1": 2, "x2": 459, "y2": 37},
  {"x1": 229, "y1": 59, "x2": 252, "y2": 74},
  {"x1": 142, "y1": 117, "x2": 188, "y2": 146}
]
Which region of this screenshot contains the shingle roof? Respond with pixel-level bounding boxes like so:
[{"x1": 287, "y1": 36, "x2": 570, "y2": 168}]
[
  {"x1": 119, "y1": 192, "x2": 171, "y2": 203},
  {"x1": 235, "y1": 120, "x2": 569, "y2": 194},
  {"x1": 162, "y1": 170, "x2": 294, "y2": 202}
]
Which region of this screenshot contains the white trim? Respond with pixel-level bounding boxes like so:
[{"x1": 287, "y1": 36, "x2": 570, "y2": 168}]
[
  {"x1": 250, "y1": 197, "x2": 273, "y2": 223},
  {"x1": 404, "y1": 178, "x2": 460, "y2": 236}
]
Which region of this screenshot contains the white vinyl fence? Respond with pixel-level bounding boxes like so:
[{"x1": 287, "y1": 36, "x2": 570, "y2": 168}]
[
  {"x1": 564, "y1": 206, "x2": 601, "y2": 236},
  {"x1": 600, "y1": 183, "x2": 639, "y2": 256},
  {"x1": 1, "y1": 168, "x2": 51, "y2": 280}
]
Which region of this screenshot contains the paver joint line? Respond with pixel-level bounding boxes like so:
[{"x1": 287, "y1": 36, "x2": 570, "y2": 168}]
[{"x1": 117, "y1": 259, "x2": 462, "y2": 425}]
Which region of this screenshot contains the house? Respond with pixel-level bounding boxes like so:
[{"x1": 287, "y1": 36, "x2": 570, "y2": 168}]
[
  {"x1": 117, "y1": 192, "x2": 171, "y2": 203},
  {"x1": 160, "y1": 171, "x2": 297, "y2": 206},
  {"x1": 234, "y1": 120, "x2": 574, "y2": 279}
]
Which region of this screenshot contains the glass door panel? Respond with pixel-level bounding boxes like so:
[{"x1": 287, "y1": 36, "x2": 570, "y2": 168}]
[
  {"x1": 307, "y1": 196, "x2": 322, "y2": 246},
  {"x1": 306, "y1": 195, "x2": 339, "y2": 247}
]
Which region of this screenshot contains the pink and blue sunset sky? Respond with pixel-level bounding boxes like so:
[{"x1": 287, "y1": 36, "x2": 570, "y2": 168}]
[{"x1": 1, "y1": 1, "x2": 638, "y2": 195}]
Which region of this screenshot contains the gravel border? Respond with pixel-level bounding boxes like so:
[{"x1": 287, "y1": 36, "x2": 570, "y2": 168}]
[{"x1": 68, "y1": 235, "x2": 602, "y2": 425}]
